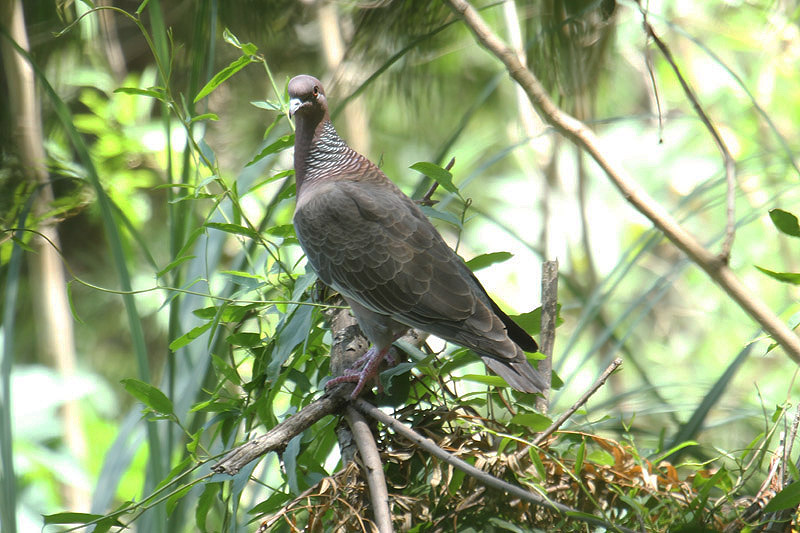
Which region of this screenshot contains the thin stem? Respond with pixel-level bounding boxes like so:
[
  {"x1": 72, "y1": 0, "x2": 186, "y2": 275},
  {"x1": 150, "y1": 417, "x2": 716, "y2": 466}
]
[{"x1": 642, "y1": 16, "x2": 737, "y2": 261}]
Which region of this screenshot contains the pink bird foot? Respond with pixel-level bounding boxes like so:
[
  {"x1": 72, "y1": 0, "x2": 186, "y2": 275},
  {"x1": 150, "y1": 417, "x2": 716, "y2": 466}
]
[{"x1": 326, "y1": 345, "x2": 390, "y2": 399}]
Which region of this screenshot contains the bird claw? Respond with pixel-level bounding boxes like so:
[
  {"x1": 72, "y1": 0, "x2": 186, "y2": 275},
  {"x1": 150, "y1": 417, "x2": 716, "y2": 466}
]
[{"x1": 326, "y1": 346, "x2": 388, "y2": 399}]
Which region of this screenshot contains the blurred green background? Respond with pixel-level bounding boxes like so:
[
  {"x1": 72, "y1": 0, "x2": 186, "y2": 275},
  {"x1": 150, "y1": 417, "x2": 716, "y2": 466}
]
[{"x1": 1, "y1": 0, "x2": 799, "y2": 531}]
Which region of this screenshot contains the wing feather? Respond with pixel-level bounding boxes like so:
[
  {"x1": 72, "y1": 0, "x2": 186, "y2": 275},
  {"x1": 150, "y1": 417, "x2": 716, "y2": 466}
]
[{"x1": 293, "y1": 169, "x2": 538, "y2": 374}]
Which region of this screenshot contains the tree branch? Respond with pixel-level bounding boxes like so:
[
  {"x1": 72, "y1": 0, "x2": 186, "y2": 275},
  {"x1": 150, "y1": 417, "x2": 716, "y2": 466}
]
[
  {"x1": 535, "y1": 260, "x2": 558, "y2": 412},
  {"x1": 212, "y1": 391, "x2": 347, "y2": 475},
  {"x1": 444, "y1": 0, "x2": 800, "y2": 363},
  {"x1": 345, "y1": 406, "x2": 393, "y2": 533}
]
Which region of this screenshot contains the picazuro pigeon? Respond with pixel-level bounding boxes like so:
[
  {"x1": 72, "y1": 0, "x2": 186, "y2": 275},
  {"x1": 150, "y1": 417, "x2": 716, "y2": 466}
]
[{"x1": 288, "y1": 74, "x2": 545, "y2": 398}]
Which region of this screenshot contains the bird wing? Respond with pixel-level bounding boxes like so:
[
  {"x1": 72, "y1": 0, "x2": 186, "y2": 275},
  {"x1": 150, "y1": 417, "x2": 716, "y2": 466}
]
[
  {"x1": 294, "y1": 174, "x2": 479, "y2": 326},
  {"x1": 293, "y1": 170, "x2": 543, "y2": 391}
]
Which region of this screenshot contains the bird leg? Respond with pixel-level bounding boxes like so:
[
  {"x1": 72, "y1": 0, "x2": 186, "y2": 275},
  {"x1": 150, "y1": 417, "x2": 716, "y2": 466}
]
[{"x1": 326, "y1": 345, "x2": 390, "y2": 399}]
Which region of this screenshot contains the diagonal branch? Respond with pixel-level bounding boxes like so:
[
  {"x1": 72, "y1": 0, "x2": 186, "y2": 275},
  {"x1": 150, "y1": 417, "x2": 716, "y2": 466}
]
[
  {"x1": 532, "y1": 357, "x2": 622, "y2": 448},
  {"x1": 212, "y1": 390, "x2": 347, "y2": 475},
  {"x1": 444, "y1": 0, "x2": 800, "y2": 363}
]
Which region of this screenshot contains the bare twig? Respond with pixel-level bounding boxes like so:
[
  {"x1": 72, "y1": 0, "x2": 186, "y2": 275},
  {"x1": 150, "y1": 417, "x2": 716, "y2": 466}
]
[
  {"x1": 352, "y1": 398, "x2": 636, "y2": 533},
  {"x1": 345, "y1": 407, "x2": 393, "y2": 533},
  {"x1": 444, "y1": 0, "x2": 800, "y2": 362},
  {"x1": 784, "y1": 404, "x2": 800, "y2": 484},
  {"x1": 532, "y1": 357, "x2": 623, "y2": 448},
  {"x1": 642, "y1": 16, "x2": 737, "y2": 262},
  {"x1": 642, "y1": 38, "x2": 665, "y2": 142},
  {"x1": 535, "y1": 260, "x2": 558, "y2": 412}
]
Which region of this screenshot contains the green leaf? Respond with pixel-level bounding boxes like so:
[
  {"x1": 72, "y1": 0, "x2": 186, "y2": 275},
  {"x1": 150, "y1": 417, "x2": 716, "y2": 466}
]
[
  {"x1": 507, "y1": 305, "x2": 564, "y2": 338},
  {"x1": 205, "y1": 222, "x2": 259, "y2": 241},
  {"x1": 250, "y1": 100, "x2": 282, "y2": 111},
  {"x1": 246, "y1": 134, "x2": 294, "y2": 166},
  {"x1": 10, "y1": 236, "x2": 34, "y2": 253},
  {"x1": 113, "y1": 86, "x2": 165, "y2": 100},
  {"x1": 220, "y1": 270, "x2": 263, "y2": 291},
  {"x1": 267, "y1": 305, "x2": 314, "y2": 381},
  {"x1": 192, "y1": 304, "x2": 257, "y2": 323},
  {"x1": 212, "y1": 354, "x2": 243, "y2": 386},
  {"x1": 410, "y1": 161, "x2": 460, "y2": 196},
  {"x1": 43, "y1": 512, "x2": 116, "y2": 525},
  {"x1": 488, "y1": 517, "x2": 526, "y2": 533},
  {"x1": 120, "y1": 378, "x2": 174, "y2": 415},
  {"x1": 508, "y1": 307, "x2": 541, "y2": 335},
  {"x1": 175, "y1": 227, "x2": 205, "y2": 260},
  {"x1": 156, "y1": 255, "x2": 195, "y2": 278},
  {"x1": 169, "y1": 321, "x2": 213, "y2": 350},
  {"x1": 587, "y1": 449, "x2": 615, "y2": 466},
  {"x1": 222, "y1": 27, "x2": 243, "y2": 48},
  {"x1": 651, "y1": 440, "x2": 700, "y2": 464},
  {"x1": 509, "y1": 412, "x2": 552, "y2": 431},
  {"x1": 764, "y1": 480, "x2": 800, "y2": 512},
  {"x1": 265, "y1": 224, "x2": 296, "y2": 238},
  {"x1": 192, "y1": 306, "x2": 218, "y2": 320},
  {"x1": 188, "y1": 113, "x2": 219, "y2": 124},
  {"x1": 460, "y1": 374, "x2": 507, "y2": 387},
  {"x1": 248, "y1": 169, "x2": 293, "y2": 194},
  {"x1": 420, "y1": 205, "x2": 463, "y2": 228},
  {"x1": 196, "y1": 483, "x2": 221, "y2": 530},
  {"x1": 155, "y1": 456, "x2": 193, "y2": 491},
  {"x1": 769, "y1": 208, "x2": 800, "y2": 237},
  {"x1": 241, "y1": 42, "x2": 258, "y2": 56},
  {"x1": 465, "y1": 251, "x2": 513, "y2": 271},
  {"x1": 755, "y1": 266, "x2": 800, "y2": 284},
  {"x1": 574, "y1": 438, "x2": 586, "y2": 474},
  {"x1": 166, "y1": 485, "x2": 193, "y2": 516},
  {"x1": 248, "y1": 491, "x2": 292, "y2": 516},
  {"x1": 226, "y1": 332, "x2": 262, "y2": 347},
  {"x1": 194, "y1": 55, "x2": 253, "y2": 103},
  {"x1": 529, "y1": 447, "x2": 545, "y2": 478}
]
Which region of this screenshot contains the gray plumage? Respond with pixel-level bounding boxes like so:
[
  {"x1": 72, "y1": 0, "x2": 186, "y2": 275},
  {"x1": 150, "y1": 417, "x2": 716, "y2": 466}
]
[{"x1": 288, "y1": 74, "x2": 545, "y2": 395}]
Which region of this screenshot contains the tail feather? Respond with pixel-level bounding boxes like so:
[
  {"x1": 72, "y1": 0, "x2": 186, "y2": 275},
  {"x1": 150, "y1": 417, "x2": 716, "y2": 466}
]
[{"x1": 481, "y1": 353, "x2": 547, "y2": 393}]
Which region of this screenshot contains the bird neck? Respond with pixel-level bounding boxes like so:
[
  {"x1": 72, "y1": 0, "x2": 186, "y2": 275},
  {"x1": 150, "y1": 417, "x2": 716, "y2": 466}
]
[{"x1": 294, "y1": 111, "x2": 352, "y2": 193}]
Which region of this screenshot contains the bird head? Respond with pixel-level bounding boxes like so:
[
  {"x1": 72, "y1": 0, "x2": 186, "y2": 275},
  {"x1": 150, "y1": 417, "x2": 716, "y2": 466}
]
[{"x1": 288, "y1": 75, "x2": 328, "y2": 119}]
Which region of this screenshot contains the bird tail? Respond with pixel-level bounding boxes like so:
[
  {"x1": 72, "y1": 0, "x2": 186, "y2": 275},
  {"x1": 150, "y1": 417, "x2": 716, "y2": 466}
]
[{"x1": 481, "y1": 354, "x2": 547, "y2": 394}]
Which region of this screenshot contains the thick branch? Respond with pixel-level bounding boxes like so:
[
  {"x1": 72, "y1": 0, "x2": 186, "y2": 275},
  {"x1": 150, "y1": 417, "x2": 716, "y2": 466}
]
[
  {"x1": 212, "y1": 391, "x2": 347, "y2": 475},
  {"x1": 444, "y1": 0, "x2": 800, "y2": 362},
  {"x1": 345, "y1": 407, "x2": 393, "y2": 533}
]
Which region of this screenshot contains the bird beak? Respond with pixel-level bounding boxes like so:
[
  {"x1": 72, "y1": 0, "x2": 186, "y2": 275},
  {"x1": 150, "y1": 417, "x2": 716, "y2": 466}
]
[{"x1": 289, "y1": 98, "x2": 302, "y2": 117}]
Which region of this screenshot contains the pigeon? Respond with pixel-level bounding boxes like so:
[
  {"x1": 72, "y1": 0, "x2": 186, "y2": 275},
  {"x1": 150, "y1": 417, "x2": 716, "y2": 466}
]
[{"x1": 288, "y1": 74, "x2": 545, "y2": 398}]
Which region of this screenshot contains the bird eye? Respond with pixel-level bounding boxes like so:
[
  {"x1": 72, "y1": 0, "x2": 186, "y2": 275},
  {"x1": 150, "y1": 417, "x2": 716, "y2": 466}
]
[{"x1": 313, "y1": 86, "x2": 319, "y2": 97}]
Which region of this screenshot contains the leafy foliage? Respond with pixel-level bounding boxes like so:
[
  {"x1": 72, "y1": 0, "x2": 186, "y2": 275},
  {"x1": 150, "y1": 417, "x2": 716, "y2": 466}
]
[{"x1": 2, "y1": 1, "x2": 800, "y2": 532}]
